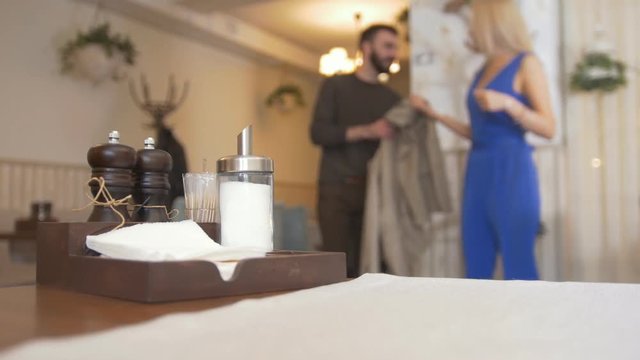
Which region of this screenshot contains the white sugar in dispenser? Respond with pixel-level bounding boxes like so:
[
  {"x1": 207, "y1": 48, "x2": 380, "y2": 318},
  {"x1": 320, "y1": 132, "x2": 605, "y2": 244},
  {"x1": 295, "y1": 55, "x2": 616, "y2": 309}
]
[{"x1": 216, "y1": 125, "x2": 274, "y2": 251}]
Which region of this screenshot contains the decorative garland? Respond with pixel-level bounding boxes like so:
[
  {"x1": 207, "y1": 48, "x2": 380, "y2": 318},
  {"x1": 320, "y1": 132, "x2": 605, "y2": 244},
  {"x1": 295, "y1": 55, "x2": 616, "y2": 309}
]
[
  {"x1": 60, "y1": 22, "x2": 137, "y2": 74},
  {"x1": 265, "y1": 84, "x2": 305, "y2": 108},
  {"x1": 570, "y1": 52, "x2": 627, "y2": 93}
]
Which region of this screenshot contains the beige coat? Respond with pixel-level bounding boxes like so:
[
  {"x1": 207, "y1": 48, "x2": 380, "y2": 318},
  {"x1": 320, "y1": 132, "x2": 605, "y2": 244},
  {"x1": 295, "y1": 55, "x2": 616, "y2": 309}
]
[{"x1": 360, "y1": 99, "x2": 452, "y2": 276}]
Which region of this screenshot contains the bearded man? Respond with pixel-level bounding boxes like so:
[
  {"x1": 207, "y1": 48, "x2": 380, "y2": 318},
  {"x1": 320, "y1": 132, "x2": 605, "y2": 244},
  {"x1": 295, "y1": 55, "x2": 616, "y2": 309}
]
[{"x1": 310, "y1": 24, "x2": 401, "y2": 278}]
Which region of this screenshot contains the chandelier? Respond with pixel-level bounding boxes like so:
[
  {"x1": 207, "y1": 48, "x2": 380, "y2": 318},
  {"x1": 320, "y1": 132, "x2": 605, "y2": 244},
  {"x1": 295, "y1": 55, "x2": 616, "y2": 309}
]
[{"x1": 319, "y1": 47, "x2": 359, "y2": 76}]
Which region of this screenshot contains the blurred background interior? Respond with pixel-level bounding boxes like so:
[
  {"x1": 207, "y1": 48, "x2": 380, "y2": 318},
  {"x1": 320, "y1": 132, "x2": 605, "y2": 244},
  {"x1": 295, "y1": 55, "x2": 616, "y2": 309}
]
[{"x1": 1, "y1": 0, "x2": 638, "y2": 285}]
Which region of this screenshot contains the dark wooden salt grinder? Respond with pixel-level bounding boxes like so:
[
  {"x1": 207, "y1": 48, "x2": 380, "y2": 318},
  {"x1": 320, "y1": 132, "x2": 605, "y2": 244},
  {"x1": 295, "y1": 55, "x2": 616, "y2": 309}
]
[
  {"x1": 131, "y1": 137, "x2": 173, "y2": 222},
  {"x1": 86, "y1": 130, "x2": 136, "y2": 222}
]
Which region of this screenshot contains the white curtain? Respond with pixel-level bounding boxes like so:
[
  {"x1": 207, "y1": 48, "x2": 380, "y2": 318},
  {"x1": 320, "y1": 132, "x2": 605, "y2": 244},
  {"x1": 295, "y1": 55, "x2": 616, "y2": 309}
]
[{"x1": 562, "y1": 0, "x2": 640, "y2": 282}]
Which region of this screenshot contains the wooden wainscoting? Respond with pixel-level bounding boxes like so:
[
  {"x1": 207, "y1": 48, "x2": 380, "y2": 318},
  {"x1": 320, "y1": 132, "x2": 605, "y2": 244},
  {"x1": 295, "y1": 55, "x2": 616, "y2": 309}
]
[
  {"x1": 0, "y1": 152, "x2": 563, "y2": 281},
  {"x1": 0, "y1": 158, "x2": 91, "y2": 286},
  {"x1": 0, "y1": 158, "x2": 90, "y2": 231}
]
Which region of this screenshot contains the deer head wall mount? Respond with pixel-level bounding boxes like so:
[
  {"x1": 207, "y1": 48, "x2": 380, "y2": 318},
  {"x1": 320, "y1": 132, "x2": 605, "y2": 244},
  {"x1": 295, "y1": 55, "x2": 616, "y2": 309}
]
[{"x1": 129, "y1": 75, "x2": 189, "y2": 129}]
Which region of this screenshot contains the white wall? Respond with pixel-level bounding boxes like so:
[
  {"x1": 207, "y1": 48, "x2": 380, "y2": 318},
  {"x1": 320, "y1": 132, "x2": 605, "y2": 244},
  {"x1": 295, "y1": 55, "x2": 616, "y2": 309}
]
[
  {"x1": 253, "y1": 68, "x2": 322, "y2": 185},
  {"x1": 0, "y1": 0, "x2": 320, "y2": 184}
]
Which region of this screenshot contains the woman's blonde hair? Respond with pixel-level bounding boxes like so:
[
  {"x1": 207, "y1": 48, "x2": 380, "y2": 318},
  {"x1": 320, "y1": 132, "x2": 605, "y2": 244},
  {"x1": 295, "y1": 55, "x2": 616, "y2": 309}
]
[{"x1": 469, "y1": 0, "x2": 533, "y2": 55}]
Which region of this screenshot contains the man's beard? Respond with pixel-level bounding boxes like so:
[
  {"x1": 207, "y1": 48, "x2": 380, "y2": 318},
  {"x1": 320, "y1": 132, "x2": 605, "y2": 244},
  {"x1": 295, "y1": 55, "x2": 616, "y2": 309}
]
[{"x1": 370, "y1": 50, "x2": 392, "y2": 74}]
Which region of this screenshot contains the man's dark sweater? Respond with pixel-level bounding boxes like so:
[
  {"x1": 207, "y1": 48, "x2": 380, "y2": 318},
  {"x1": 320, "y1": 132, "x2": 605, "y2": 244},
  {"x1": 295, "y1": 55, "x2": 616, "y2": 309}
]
[{"x1": 310, "y1": 74, "x2": 401, "y2": 184}]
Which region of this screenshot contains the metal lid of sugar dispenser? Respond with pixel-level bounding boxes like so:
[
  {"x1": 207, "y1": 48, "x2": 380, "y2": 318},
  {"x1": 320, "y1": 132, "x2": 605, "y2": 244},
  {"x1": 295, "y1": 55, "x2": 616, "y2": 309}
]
[{"x1": 216, "y1": 125, "x2": 274, "y2": 173}]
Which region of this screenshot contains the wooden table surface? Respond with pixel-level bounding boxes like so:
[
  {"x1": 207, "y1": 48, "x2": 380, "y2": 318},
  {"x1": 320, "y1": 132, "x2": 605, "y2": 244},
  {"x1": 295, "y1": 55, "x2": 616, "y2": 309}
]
[{"x1": 0, "y1": 285, "x2": 279, "y2": 351}]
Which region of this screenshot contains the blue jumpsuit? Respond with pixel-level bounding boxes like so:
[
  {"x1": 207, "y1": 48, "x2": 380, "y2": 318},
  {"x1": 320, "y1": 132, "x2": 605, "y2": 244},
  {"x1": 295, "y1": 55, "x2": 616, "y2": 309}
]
[{"x1": 462, "y1": 52, "x2": 540, "y2": 280}]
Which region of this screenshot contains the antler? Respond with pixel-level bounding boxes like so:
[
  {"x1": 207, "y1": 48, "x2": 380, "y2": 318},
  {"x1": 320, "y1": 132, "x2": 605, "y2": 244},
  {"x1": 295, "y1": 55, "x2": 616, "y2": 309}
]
[
  {"x1": 164, "y1": 75, "x2": 189, "y2": 109},
  {"x1": 141, "y1": 74, "x2": 151, "y2": 103},
  {"x1": 128, "y1": 78, "x2": 145, "y2": 111},
  {"x1": 128, "y1": 73, "x2": 190, "y2": 129},
  {"x1": 166, "y1": 75, "x2": 176, "y2": 103},
  {"x1": 174, "y1": 81, "x2": 190, "y2": 109}
]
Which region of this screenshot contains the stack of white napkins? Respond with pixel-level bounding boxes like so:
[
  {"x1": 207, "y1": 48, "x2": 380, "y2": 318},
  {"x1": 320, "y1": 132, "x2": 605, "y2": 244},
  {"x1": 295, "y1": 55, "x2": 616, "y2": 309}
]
[{"x1": 86, "y1": 220, "x2": 266, "y2": 281}]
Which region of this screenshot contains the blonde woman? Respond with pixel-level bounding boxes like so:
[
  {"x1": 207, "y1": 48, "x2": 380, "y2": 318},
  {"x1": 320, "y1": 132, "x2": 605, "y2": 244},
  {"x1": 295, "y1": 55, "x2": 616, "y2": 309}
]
[{"x1": 411, "y1": 0, "x2": 555, "y2": 280}]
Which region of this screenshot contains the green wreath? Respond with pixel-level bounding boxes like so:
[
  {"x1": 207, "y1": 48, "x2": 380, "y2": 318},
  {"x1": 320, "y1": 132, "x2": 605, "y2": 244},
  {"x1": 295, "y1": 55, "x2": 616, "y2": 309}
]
[
  {"x1": 60, "y1": 22, "x2": 137, "y2": 73},
  {"x1": 265, "y1": 84, "x2": 305, "y2": 108},
  {"x1": 570, "y1": 52, "x2": 626, "y2": 93}
]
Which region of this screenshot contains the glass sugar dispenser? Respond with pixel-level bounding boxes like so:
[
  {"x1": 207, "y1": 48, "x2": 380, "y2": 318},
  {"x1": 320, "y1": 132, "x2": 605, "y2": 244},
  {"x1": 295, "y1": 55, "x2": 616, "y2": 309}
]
[{"x1": 216, "y1": 125, "x2": 274, "y2": 251}]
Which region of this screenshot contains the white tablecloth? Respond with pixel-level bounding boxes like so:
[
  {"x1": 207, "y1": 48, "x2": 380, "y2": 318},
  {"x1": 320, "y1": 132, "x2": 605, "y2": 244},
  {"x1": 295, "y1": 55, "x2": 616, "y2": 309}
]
[{"x1": 2, "y1": 274, "x2": 640, "y2": 359}]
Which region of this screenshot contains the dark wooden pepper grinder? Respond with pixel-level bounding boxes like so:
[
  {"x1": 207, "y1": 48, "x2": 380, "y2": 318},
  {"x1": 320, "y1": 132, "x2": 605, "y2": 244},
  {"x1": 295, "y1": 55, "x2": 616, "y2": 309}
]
[
  {"x1": 86, "y1": 130, "x2": 136, "y2": 222},
  {"x1": 131, "y1": 137, "x2": 173, "y2": 222}
]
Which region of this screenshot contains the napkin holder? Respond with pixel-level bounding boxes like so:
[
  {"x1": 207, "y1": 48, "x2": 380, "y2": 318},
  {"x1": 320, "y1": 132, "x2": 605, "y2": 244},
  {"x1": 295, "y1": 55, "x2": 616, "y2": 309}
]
[{"x1": 36, "y1": 222, "x2": 346, "y2": 302}]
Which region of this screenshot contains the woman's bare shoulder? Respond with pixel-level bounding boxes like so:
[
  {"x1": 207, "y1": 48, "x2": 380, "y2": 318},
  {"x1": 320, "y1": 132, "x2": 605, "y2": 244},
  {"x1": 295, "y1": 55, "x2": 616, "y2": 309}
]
[{"x1": 521, "y1": 53, "x2": 544, "y2": 74}]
